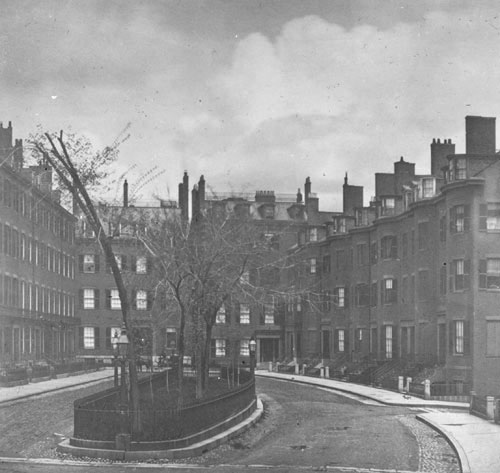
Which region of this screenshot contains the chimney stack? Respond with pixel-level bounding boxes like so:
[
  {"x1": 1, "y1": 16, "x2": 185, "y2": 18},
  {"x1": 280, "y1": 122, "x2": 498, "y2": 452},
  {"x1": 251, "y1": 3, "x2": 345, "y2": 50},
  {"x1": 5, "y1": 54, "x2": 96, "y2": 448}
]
[{"x1": 123, "y1": 180, "x2": 129, "y2": 207}]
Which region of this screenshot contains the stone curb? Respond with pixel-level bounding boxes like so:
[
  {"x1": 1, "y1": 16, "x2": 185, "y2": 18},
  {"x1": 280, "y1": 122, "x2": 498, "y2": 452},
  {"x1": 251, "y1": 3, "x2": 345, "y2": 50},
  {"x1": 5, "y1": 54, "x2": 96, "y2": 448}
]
[
  {"x1": 0, "y1": 373, "x2": 114, "y2": 405},
  {"x1": 57, "y1": 397, "x2": 264, "y2": 461},
  {"x1": 416, "y1": 413, "x2": 471, "y2": 473},
  {"x1": 257, "y1": 372, "x2": 470, "y2": 409}
]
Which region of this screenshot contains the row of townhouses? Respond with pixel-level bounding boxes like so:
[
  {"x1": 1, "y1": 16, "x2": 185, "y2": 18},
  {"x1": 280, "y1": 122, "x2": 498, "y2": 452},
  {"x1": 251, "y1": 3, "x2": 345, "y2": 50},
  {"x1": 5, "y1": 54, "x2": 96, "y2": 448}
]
[{"x1": 1, "y1": 116, "x2": 500, "y2": 398}]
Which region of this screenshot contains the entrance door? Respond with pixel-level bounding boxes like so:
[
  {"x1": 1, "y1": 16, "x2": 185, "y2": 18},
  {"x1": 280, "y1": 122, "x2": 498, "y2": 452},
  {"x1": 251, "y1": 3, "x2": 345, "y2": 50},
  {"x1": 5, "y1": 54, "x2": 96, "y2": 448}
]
[
  {"x1": 260, "y1": 338, "x2": 279, "y2": 362},
  {"x1": 321, "y1": 330, "x2": 330, "y2": 359}
]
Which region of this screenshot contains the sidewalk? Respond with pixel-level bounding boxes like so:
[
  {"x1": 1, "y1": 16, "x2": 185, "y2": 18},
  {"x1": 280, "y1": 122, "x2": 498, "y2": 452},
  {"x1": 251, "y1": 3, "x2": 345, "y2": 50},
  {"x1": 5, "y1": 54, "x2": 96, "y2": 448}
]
[
  {"x1": 257, "y1": 370, "x2": 500, "y2": 473},
  {"x1": 0, "y1": 369, "x2": 113, "y2": 404}
]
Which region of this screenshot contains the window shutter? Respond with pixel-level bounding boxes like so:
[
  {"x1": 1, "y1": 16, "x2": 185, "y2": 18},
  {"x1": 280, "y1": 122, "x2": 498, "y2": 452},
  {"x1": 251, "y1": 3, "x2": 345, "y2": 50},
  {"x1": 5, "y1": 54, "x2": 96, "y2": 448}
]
[
  {"x1": 146, "y1": 257, "x2": 153, "y2": 274},
  {"x1": 94, "y1": 255, "x2": 100, "y2": 273},
  {"x1": 94, "y1": 327, "x2": 100, "y2": 349},
  {"x1": 78, "y1": 255, "x2": 84, "y2": 273},
  {"x1": 392, "y1": 327, "x2": 398, "y2": 358},
  {"x1": 345, "y1": 286, "x2": 350, "y2": 308},
  {"x1": 391, "y1": 237, "x2": 398, "y2": 259},
  {"x1": 344, "y1": 329, "x2": 350, "y2": 354},
  {"x1": 479, "y1": 259, "x2": 487, "y2": 288},
  {"x1": 105, "y1": 327, "x2": 111, "y2": 349},
  {"x1": 235, "y1": 302, "x2": 240, "y2": 324},
  {"x1": 479, "y1": 204, "x2": 487, "y2": 230},
  {"x1": 393, "y1": 278, "x2": 398, "y2": 301},
  {"x1": 464, "y1": 205, "x2": 470, "y2": 232},
  {"x1": 334, "y1": 330, "x2": 339, "y2": 353},
  {"x1": 259, "y1": 305, "x2": 265, "y2": 324},
  {"x1": 147, "y1": 291, "x2": 153, "y2": 310},
  {"x1": 464, "y1": 321, "x2": 471, "y2": 355},
  {"x1": 449, "y1": 321, "x2": 455, "y2": 354},
  {"x1": 464, "y1": 259, "x2": 471, "y2": 289},
  {"x1": 210, "y1": 339, "x2": 216, "y2": 359},
  {"x1": 105, "y1": 289, "x2": 111, "y2": 309},
  {"x1": 449, "y1": 207, "x2": 456, "y2": 233},
  {"x1": 95, "y1": 289, "x2": 100, "y2": 309},
  {"x1": 121, "y1": 255, "x2": 127, "y2": 271},
  {"x1": 78, "y1": 327, "x2": 84, "y2": 348},
  {"x1": 79, "y1": 289, "x2": 84, "y2": 308},
  {"x1": 381, "y1": 327, "x2": 387, "y2": 358},
  {"x1": 130, "y1": 256, "x2": 137, "y2": 273}
]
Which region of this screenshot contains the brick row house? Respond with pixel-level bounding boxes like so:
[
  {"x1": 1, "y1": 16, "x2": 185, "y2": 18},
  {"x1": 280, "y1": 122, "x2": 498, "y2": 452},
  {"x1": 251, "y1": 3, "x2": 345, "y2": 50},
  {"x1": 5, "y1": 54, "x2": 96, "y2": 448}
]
[
  {"x1": 286, "y1": 115, "x2": 500, "y2": 398},
  {"x1": 74, "y1": 184, "x2": 182, "y2": 363},
  {"x1": 0, "y1": 122, "x2": 79, "y2": 368}
]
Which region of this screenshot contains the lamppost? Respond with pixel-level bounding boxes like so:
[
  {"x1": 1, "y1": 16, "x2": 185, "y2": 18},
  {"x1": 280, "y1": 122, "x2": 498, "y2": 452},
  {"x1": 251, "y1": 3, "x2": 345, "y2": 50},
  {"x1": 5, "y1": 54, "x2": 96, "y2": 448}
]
[
  {"x1": 249, "y1": 337, "x2": 257, "y2": 377},
  {"x1": 115, "y1": 324, "x2": 130, "y2": 448},
  {"x1": 111, "y1": 329, "x2": 120, "y2": 387}
]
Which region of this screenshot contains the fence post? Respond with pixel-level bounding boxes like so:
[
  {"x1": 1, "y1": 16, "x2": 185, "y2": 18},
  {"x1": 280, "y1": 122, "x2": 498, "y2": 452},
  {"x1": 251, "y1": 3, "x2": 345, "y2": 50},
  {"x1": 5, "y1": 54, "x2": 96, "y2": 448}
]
[
  {"x1": 320, "y1": 367, "x2": 325, "y2": 378},
  {"x1": 302, "y1": 364, "x2": 307, "y2": 375},
  {"x1": 325, "y1": 366, "x2": 330, "y2": 378},
  {"x1": 268, "y1": 362, "x2": 273, "y2": 372},
  {"x1": 424, "y1": 379, "x2": 431, "y2": 400},
  {"x1": 469, "y1": 391, "x2": 476, "y2": 414},
  {"x1": 295, "y1": 363, "x2": 299, "y2": 375},
  {"x1": 487, "y1": 396, "x2": 495, "y2": 420},
  {"x1": 405, "y1": 377, "x2": 412, "y2": 393},
  {"x1": 398, "y1": 376, "x2": 404, "y2": 392}
]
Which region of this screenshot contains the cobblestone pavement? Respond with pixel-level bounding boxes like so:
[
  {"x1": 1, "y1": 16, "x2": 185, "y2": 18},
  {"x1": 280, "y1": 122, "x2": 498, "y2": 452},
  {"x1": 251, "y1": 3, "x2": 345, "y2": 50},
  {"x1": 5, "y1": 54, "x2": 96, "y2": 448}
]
[
  {"x1": 0, "y1": 379, "x2": 115, "y2": 459},
  {"x1": 0, "y1": 377, "x2": 461, "y2": 473},
  {"x1": 398, "y1": 413, "x2": 460, "y2": 473}
]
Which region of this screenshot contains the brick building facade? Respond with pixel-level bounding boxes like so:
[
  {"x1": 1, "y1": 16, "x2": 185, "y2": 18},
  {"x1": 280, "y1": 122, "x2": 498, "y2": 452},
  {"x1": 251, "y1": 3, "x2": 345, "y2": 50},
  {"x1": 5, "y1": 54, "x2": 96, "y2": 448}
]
[{"x1": 0, "y1": 122, "x2": 79, "y2": 368}]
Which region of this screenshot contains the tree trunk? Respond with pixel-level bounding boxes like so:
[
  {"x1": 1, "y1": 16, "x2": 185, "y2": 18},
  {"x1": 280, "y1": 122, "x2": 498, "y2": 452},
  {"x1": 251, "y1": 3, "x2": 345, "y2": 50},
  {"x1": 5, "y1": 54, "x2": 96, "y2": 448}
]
[
  {"x1": 202, "y1": 324, "x2": 213, "y2": 396},
  {"x1": 176, "y1": 306, "x2": 186, "y2": 409}
]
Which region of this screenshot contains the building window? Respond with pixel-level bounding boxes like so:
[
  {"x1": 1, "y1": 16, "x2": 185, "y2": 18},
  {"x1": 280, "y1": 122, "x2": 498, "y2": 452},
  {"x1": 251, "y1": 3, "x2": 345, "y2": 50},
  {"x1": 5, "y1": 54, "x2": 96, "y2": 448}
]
[
  {"x1": 452, "y1": 259, "x2": 470, "y2": 291},
  {"x1": 479, "y1": 258, "x2": 500, "y2": 289},
  {"x1": 452, "y1": 158, "x2": 467, "y2": 180},
  {"x1": 381, "y1": 197, "x2": 395, "y2": 216},
  {"x1": 336, "y1": 329, "x2": 345, "y2": 352},
  {"x1": 239, "y1": 304, "x2": 250, "y2": 324},
  {"x1": 383, "y1": 278, "x2": 397, "y2": 304},
  {"x1": 309, "y1": 228, "x2": 318, "y2": 241},
  {"x1": 380, "y1": 236, "x2": 398, "y2": 260},
  {"x1": 310, "y1": 258, "x2": 317, "y2": 274},
  {"x1": 450, "y1": 205, "x2": 469, "y2": 234},
  {"x1": 421, "y1": 178, "x2": 435, "y2": 198},
  {"x1": 82, "y1": 254, "x2": 98, "y2": 273},
  {"x1": 82, "y1": 221, "x2": 95, "y2": 238},
  {"x1": 355, "y1": 283, "x2": 370, "y2": 307},
  {"x1": 384, "y1": 325, "x2": 393, "y2": 359},
  {"x1": 110, "y1": 289, "x2": 121, "y2": 309},
  {"x1": 479, "y1": 203, "x2": 500, "y2": 231},
  {"x1": 486, "y1": 321, "x2": 500, "y2": 357},
  {"x1": 334, "y1": 287, "x2": 346, "y2": 308},
  {"x1": 136, "y1": 256, "x2": 147, "y2": 274},
  {"x1": 264, "y1": 303, "x2": 274, "y2": 324},
  {"x1": 240, "y1": 339, "x2": 250, "y2": 356},
  {"x1": 216, "y1": 305, "x2": 226, "y2": 324},
  {"x1": 451, "y1": 320, "x2": 468, "y2": 355},
  {"x1": 322, "y1": 255, "x2": 330, "y2": 274},
  {"x1": 83, "y1": 289, "x2": 98, "y2": 309},
  {"x1": 357, "y1": 244, "x2": 367, "y2": 266},
  {"x1": 331, "y1": 218, "x2": 346, "y2": 234},
  {"x1": 83, "y1": 327, "x2": 95, "y2": 349},
  {"x1": 417, "y1": 222, "x2": 429, "y2": 250},
  {"x1": 215, "y1": 339, "x2": 226, "y2": 357},
  {"x1": 370, "y1": 241, "x2": 377, "y2": 265},
  {"x1": 136, "y1": 290, "x2": 147, "y2": 310}
]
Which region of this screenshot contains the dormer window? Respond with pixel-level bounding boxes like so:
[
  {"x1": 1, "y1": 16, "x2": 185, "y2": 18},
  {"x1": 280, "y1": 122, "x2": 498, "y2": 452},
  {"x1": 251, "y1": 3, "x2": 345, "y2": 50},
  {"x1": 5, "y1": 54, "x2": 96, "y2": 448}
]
[
  {"x1": 331, "y1": 218, "x2": 346, "y2": 234},
  {"x1": 381, "y1": 198, "x2": 395, "y2": 216},
  {"x1": 309, "y1": 228, "x2": 318, "y2": 241},
  {"x1": 421, "y1": 178, "x2": 435, "y2": 198}
]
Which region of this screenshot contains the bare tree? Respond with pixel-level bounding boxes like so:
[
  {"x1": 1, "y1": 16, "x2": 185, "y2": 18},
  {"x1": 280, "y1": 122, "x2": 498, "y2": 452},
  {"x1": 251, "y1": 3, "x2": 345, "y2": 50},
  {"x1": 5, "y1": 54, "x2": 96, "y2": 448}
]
[{"x1": 29, "y1": 129, "x2": 144, "y2": 431}]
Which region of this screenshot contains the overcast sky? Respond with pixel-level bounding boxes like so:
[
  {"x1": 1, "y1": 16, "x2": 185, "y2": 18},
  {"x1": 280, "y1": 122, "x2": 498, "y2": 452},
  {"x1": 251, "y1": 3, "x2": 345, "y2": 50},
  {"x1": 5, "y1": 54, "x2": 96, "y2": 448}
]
[{"x1": 1, "y1": 0, "x2": 500, "y2": 210}]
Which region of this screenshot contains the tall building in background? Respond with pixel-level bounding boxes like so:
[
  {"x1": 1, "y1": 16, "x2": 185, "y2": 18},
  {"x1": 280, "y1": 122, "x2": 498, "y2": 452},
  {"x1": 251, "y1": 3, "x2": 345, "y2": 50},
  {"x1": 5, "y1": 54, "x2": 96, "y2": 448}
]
[{"x1": 0, "y1": 122, "x2": 79, "y2": 368}]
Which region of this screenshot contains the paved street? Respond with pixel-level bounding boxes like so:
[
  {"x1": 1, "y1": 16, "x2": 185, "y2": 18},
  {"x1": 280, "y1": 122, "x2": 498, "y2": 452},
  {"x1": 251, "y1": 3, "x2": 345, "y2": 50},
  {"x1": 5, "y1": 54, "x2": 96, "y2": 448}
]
[{"x1": 0, "y1": 376, "x2": 459, "y2": 472}]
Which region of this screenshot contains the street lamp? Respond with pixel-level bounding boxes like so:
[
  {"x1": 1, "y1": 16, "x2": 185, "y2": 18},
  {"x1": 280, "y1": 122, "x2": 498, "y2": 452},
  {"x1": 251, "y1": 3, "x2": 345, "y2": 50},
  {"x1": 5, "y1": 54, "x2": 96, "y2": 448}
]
[
  {"x1": 115, "y1": 324, "x2": 130, "y2": 443},
  {"x1": 111, "y1": 329, "x2": 120, "y2": 387},
  {"x1": 249, "y1": 337, "x2": 257, "y2": 376}
]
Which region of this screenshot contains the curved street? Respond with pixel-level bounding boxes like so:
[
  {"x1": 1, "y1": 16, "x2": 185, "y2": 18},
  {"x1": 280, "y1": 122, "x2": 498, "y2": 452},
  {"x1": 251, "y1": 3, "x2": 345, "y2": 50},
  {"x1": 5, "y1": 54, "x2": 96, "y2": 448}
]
[{"x1": 0, "y1": 376, "x2": 460, "y2": 472}]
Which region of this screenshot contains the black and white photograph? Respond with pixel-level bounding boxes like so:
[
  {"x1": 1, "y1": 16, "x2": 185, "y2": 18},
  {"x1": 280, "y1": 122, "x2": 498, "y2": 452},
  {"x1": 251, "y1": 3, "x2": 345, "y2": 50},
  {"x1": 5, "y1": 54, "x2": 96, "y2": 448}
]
[{"x1": 1, "y1": 1, "x2": 500, "y2": 472}]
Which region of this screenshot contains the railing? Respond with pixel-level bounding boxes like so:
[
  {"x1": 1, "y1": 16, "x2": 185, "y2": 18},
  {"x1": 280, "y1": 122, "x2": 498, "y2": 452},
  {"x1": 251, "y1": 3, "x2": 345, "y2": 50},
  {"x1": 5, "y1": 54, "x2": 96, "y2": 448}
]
[
  {"x1": 430, "y1": 382, "x2": 470, "y2": 397},
  {"x1": 409, "y1": 382, "x2": 425, "y2": 397},
  {"x1": 73, "y1": 369, "x2": 256, "y2": 442}
]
